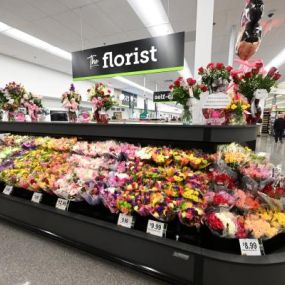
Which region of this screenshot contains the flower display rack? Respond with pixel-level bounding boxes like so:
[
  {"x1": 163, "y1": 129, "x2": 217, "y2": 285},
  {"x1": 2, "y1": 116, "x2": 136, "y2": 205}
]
[{"x1": 0, "y1": 122, "x2": 281, "y2": 285}]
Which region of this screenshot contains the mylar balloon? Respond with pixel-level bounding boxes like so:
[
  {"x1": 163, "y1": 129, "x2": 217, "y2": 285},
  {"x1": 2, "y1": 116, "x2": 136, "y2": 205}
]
[{"x1": 235, "y1": 0, "x2": 264, "y2": 61}]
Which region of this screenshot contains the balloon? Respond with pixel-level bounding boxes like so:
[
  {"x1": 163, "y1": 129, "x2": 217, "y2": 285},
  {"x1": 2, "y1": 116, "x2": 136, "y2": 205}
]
[{"x1": 235, "y1": 0, "x2": 264, "y2": 61}]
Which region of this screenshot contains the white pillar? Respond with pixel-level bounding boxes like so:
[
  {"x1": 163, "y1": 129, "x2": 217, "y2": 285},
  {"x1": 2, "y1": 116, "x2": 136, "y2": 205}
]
[
  {"x1": 194, "y1": 0, "x2": 214, "y2": 78},
  {"x1": 228, "y1": 25, "x2": 237, "y2": 66}
]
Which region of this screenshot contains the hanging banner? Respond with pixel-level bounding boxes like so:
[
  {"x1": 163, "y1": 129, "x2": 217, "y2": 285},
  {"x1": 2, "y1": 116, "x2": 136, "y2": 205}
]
[
  {"x1": 153, "y1": 91, "x2": 173, "y2": 102},
  {"x1": 72, "y1": 32, "x2": 185, "y2": 80}
]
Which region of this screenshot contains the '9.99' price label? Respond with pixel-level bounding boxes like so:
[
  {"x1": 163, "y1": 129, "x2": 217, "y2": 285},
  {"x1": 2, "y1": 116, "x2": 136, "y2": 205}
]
[
  {"x1": 146, "y1": 220, "x2": 167, "y2": 237},
  {"x1": 239, "y1": 239, "x2": 262, "y2": 256}
]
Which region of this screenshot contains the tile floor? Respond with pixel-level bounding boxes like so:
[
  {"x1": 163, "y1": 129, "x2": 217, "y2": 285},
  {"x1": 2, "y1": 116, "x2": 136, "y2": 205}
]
[{"x1": 0, "y1": 135, "x2": 283, "y2": 285}]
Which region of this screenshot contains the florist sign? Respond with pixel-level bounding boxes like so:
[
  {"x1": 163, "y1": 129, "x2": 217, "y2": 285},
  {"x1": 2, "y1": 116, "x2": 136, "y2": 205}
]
[{"x1": 72, "y1": 32, "x2": 184, "y2": 80}]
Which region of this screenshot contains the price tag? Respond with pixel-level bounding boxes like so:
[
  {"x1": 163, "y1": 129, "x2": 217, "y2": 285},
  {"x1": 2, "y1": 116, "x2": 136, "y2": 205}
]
[
  {"x1": 239, "y1": 239, "x2": 262, "y2": 256},
  {"x1": 117, "y1": 213, "x2": 134, "y2": 228},
  {"x1": 55, "y1": 198, "x2": 70, "y2": 211},
  {"x1": 146, "y1": 220, "x2": 167, "y2": 237},
  {"x1": 3, "y1": 185, "x2": 13, "y2": 195},
  {"x1": 31, "y1": 192, "x2": 43, "y2": 204}
]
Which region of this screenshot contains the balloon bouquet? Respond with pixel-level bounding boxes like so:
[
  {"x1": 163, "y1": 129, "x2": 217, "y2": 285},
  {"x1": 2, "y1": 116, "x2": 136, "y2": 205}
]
[{"x1": 235, "y1": 0, "x2": 267, "y2": 124}]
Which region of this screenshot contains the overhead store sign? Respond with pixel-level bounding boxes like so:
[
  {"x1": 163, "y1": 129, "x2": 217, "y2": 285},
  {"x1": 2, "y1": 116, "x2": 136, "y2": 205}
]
[
  {"x1": 72, "y1": 32, "x2": 185, "y2": 80},
  {"x1": 153, "y1": 91, "x2": 173, "y2": 102}
]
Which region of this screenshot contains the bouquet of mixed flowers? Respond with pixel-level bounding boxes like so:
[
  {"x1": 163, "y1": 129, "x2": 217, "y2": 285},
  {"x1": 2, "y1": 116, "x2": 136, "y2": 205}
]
[
  {"x1": 198, "y1": 63, "x2": 233, "y2": 93},
  {"x1": 62, "y1": 84, "x2": 81, "y2": 122},
  {"x1": 21, "y1": 92, "x2": 43, "y2": 121},
  {"x1": 87, "y1": 83, "x2": 115, "y2": 123},
  {"x1": 0, "y1": 82, "x2": 27, "y2": 112},
  {"x1": 169, "y1": 77, "x2": 208, "y2": 124},
  {"x1": 232, "y1": 62, "x2": 281, "y2": 123}
]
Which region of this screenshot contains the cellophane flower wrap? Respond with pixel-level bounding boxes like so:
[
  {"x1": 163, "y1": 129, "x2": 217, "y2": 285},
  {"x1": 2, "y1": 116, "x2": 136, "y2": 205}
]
[{"x1": 61, "y1": 84, "x2": 81, "y2": 112}]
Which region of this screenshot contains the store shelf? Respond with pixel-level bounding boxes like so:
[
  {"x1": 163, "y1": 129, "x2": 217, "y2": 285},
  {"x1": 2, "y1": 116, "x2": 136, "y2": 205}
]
[
  {"x1": 1, "y1": 188, "x2": 285, "y2": 285},
  {"x1": 0, "y1": 122, "x2": 257, "y2": 150}
]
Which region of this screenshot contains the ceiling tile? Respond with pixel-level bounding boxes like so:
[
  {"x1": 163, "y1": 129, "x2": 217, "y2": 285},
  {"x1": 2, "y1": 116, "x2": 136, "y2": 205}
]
[{"x1": 26, "y1": 0, "x2": 69, "y2": 16}]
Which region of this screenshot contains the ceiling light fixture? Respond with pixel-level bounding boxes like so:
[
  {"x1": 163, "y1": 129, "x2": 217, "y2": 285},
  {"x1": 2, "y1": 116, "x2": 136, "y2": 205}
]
[
  {"x1": 0, "y1": 21, "x2": 71, "y2": 60},
  {"x1": 0, "y1": 21, "x2": 154, "y2": 95},
  {"x1": 265, "y1": 48, "x2": 285, "y2": 71},
  {"x1": 127, "y1": 0, "x2": 192, "y2": 77},
  {"x1": 116, "y1": 76, "x2": 153, "y2": 94}
]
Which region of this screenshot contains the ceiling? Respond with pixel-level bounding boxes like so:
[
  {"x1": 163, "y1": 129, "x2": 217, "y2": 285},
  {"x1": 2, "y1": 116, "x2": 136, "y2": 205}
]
[{"x1": 0, "y1": 0, "x2": 284, "y2": 102}]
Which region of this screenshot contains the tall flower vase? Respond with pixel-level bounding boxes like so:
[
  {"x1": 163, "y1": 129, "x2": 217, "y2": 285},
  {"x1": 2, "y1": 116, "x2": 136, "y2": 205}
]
[
  {"x1": 93, "y1": 110, "x2": 108, "y2": 124},
  {"x1": 182, "y1": 106, "x2": 192, "y2": 125},
  {"x1": 68, "y1": 110, "x2": 77, "y2": 123}
]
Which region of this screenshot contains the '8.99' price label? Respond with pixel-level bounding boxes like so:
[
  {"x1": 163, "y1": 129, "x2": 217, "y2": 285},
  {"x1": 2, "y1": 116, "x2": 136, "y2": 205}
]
[
  {"x1": 239, "y1": 239, "x2": 262, "y2": 256},
  {"x1": 146, "y1": 220, "x2": 167, "y2": 237}
]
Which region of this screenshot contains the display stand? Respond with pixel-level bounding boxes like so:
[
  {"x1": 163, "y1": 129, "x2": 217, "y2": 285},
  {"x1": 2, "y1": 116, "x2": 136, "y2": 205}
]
[{"x1": 0, "y1": 122, "x2": 282, "y2": 285}]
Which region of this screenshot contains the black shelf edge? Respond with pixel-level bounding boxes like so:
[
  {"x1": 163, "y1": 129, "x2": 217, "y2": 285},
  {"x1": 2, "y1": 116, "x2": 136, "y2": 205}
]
[
  {"x1": 0, "y1": 122, "x2": 257, "y2": 143},
  {"x1": 0, "y1": 193, "x2": 285, "y2": 285}
]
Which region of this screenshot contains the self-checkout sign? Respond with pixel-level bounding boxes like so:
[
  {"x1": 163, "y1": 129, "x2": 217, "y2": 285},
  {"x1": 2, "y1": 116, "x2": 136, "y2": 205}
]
[
  {"x1": 3, "y1": 185, "x2": 13, "y2": 195},
  {"x1": 239, "y1": 239, "x2": 262, "y2": 256},
  {"x1": 117, "y1": 213, "x2": 134, "y2": 228},
  {"x1": 55, "y1": 198, "x2": 70, "y2": 211},
  {"x1": 31, "y1": 192, "x2": 43, "y2": 204},
  {"x1": 146, "y1": 220, "x2": 167, "y2": 237}
]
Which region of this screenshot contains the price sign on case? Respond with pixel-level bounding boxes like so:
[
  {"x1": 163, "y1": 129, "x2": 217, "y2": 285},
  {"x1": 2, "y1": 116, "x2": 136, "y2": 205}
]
[
  {"x1": 3, "y1": 185, "x2": 13, "y2": 195},
  {"x1": 55, "y1": 198, "x2": 70, "y2": 211},
  {"x1": 239, "y1": 239, "x2": 262, "y2": 256},
  {"x1": 31, "y1": 192, "x2": 43, "y2": 204},
  {"x1": 146, "y1": 220, "x2": 167, "y2": 237},
  {"x1": 117, "y1": 213, "x2": 134, "y2": 228}
]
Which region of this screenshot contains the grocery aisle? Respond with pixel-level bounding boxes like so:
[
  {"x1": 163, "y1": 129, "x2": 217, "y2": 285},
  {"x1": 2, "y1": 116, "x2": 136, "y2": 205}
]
[
  {"x1": 256, "y1": 135, "x2": 285, "y2": 171},
  {"x1": 0, "y1": 220, "x2": 164, "y2": 285}
]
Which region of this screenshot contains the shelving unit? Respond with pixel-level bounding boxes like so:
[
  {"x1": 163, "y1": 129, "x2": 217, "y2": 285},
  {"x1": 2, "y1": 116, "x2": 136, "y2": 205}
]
[{"x1": 1, "y1": 122, "x2": 283, "y2": 285}]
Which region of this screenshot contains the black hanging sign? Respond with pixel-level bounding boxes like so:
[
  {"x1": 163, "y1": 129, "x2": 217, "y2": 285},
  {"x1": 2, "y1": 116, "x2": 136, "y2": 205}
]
[
  {"x1": 72, "y1": 32, "x2": 185, "y2": 80},
  {"x1": 153, "y1": 91, "x2": 173, "y2": 102}
]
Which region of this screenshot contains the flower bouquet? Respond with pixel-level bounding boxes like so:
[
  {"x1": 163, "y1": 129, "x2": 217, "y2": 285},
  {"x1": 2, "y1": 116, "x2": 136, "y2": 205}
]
[
  {"x1": 149, "y1": 192, "x2": 177, "y2": 222},
  {"x1": 0, "y1": 82, "x2": 27, "y2": 121},
  {"x1": 232, "y1": 62, "x2": 281, "y2": 123},
  {"x1": 225, "y1": 90, "x2": 250, "y2": 125},
  {"x1": 177, "y1": 200, "x2": 204, "y2": 228},
  {"x1": 87, "y1": 83, "x2": 115, "y2": 123},
  {"x1": 205, "y1": 210, "x2": 246, "y2": 238},
  {"x1": 62, "y1": 84, "x2": 81, "y2": 122},
  {"x1": 234, "y1": 189, "x2": 261, "y2": 212},
  {"x1": 21, "y1": 92, "x2": 43, "y2": 122},
  {"x1": 100, "y1": 187, "x2": 122, "y2": 213},
  {"x1": 199, "y1": 63, "x2": 233, "y2": 93},
  {"x1": 133, "y1": 191, "x2": 152, "y2": 216},
  {"x1": 205, "y1": 190, "x2": 236, "y2": 208},
  {"x1": 169, "y1": 77, "x2": 207, "y2": 125}
]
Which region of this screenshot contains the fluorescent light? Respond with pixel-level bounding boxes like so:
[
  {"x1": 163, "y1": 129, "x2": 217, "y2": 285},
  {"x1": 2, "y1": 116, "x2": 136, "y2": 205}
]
[
  {"x1": 0, "y1": 21, "x2": 155, "y2": 101},
  {"x1": 265, "y1": 48, "x2": 285, "y2": 70},
  {"x1": 0, "y1": 22, "x2": 10, "y2": 32},
  {"x1": 0, "y1": 21, "x2": 71, "y2": 60},
  {"x1": 116, "y1": 76, "x2": 153, "y2": 94},
  {"x1": 127, "y1": 0, "x2": 192, "y2": 77}
]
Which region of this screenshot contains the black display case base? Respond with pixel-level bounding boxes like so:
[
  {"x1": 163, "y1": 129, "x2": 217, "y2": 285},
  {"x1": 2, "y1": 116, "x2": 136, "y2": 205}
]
[{"x1": 1, "y1": 189, "x2": 285, "y2": 285}]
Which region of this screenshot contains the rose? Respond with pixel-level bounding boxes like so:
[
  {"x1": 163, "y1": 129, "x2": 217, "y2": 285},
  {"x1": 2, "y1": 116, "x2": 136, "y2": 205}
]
[
  {"x1": 198, "y1": 67, "x2": 204, "y2": 74},
  {"x1": 216, "y1": 62, "x2": 224, "y2": 70},
  {"x1": 255, "y1": 61, "x2": 263, "y2": 70},
  {"x1": 187, "y1": 78, "x2": 196, "y2": 86},
  {"x1": 273, "y1": 72, "x2": 282, "y2": 81},
  {"x1": 174, "y1": 80, "x2": 180, "y2": 87},
  {"x1": 207, "y1": 63, "x2": 215, "y2": 69},
  {"x1": 267, "y1": 67, "x2": 277, "y2": 77},
  {"x1": 169, "y1": 84, "x2": 173, "y2": 90},
  {"x1": 200, "y1": 84, "x2": 208, "y2": 92},
  {"x1": 244, "y1": 72, "x2": 252, "y2": 79},
  {"x1": 226, "y1": 66, "x2": 233, "y2": 72},
  {"x1": 207, "y1": 212, "x2": 224, "y2": 231}
]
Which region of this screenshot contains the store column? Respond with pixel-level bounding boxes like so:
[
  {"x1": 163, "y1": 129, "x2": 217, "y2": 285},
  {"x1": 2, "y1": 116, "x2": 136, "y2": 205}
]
[{"x1": 194, "y1": 0, "x2": 214, "y2": 78}]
